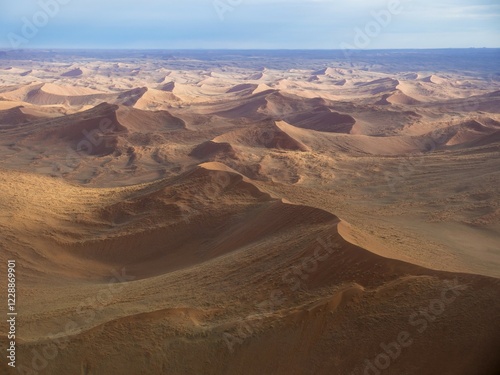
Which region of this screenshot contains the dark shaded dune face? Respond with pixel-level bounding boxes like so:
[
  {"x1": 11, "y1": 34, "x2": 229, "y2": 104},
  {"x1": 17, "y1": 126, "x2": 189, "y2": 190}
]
[
  {"x1": 226, "y1": 83, "x2": 258, "y2": 94},
  {"x1": 116, "y1": 107, "x2": 186, "y2": 132},
  {"x1": 462, "y1": 129, "x2": 500, "y2": 147},
  {"x1": 313, "y1": 68, "x2": 329, "y2": 75},
  {"x1": 403, "y1": 72, "x2": 419, "y2": 80},
  {"x1": 24, "y1": 103, "x2": 128, "y2": 156},
  {"x1": 116, "y1": 87, "x2": 149, "y2": 106},
  {"x1": 189, "y1": 141, "x2": 237, "y2": 160},
  {"x1": 215, "y1": 122, "x2": 308, "y2": 151},
  {"x1": 264, "y1": 129, "x2": 309, "y2": 151},
  {"x1": 213, "y1": 92, "x2": 271, "y2": 119},
  {"x1": 461, "y1": 119, "x2": 492, "y2": 132},
  {"x1": 247, "y1": 72, "x2": 264, "y2": 80},
  {"x1": 478, "y1": 116, "x2": 500, "y2": 128},
  {"x1": 63, "y1": 119, "x2": 124, "y2": 156},
  {"x1": 0, "y1": 106, "x2": 39, "y2": 126},
  {"x1": 158, "y1": 81, "x2": 175, "y2": 91},
  {"x1": 375, "y1": 94, "x2": 392, "y2": 105},
  {"x1": 445, "y1": 119, "x2": 499, "y2": 147},
  {"x1": 284, "y1": 108, "x2": 356, "y2": 133},
  {"x1": 264, "y1": 91, "x2": 327, "y2": 117},
  {"x1": 249, "y1": 120, "x2": 311, "y2": 151},
  {"x1": 61, "y1": 67, "x2": 83, "y2": 77}
]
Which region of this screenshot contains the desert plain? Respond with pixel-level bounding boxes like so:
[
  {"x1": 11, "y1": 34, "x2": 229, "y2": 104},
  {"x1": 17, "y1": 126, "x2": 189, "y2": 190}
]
[{"x1": 0, "y1": 49, "x2": 499, "y2": 375}]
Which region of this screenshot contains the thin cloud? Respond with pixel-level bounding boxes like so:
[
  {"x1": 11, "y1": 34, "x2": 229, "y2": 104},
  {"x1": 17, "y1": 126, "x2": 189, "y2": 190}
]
[{"x1": 0, "y1": 0, "x2": 498, "y2": 48}]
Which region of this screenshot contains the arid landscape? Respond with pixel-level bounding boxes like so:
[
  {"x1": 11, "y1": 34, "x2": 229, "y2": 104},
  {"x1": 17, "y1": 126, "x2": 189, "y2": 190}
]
[{"x1": 0, "y1": 49, "x2": 499, "y2": 375}]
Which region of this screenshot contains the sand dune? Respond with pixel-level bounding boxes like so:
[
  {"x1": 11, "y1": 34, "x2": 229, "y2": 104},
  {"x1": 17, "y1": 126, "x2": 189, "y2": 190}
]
[
  {"x1": 157, "y1": 81, "x2": 175, "y2": 91},
  {"x1": 422, "y1": 74, "x2": 446, "y2": 85},
  {"x1": 252, "y1": 83, "x2": 273, "y2": 95},
  {"x1": 332, "y1": 78, "x2": 348, "y2": 86},
  {"x1": 461, "y1": 129, "x2": 500, "y2": 147},
  {"x1": 378, "y1": 90, "x2": 421, "y2": 105},
  {"x1": 0, "y1": 82, "x2": 46, "y2": 102},
  {"x1": 445, "y1": 119, "x2": 498, "y2": 146},
  {"x1": 132, "y1": 88, "x2": 181, "y2": 109},
  {"x1": 0, "y1": 106, "x2": 39, "y2": 126},
  {"x1": 189, "y1": 140, "x2": 237, "y2": 160},
  {"x1": 264, "y1": 91, "x2": 328, "y2": 118},
  {"x1": 247, "y1": 72, "x2": 265, "y2": 80},
  {"x1": 356, "y1": 77, "x2": 400, "y2": 94},
  {"x1": 41, "y1": 83, "x2": 105, "y2": 96},
  {"x1": 214, "y1": 120, "x2": 309, "y2": 151},
  {"x1": 20, "y1": 103, "x2": 127, "y2": 156},
  {"x1": 313, "y1": 67, "x2": 352, "y2": 77},
  {"x1": 396, "y1": 81, "x2": 436, "y2": 102},
  {"x1": 212, "y1": 92, "x2": 270, "y2": 119},
  {"x1": 0, "y1": 82, "x2": 109, "y2": 106},
  {"x1": 115, "y1": 106, "x2": 186, "y2": 132},
  {"x1": 402, "y1": 72, "x2": 420, "y2": 80},
  {"x1": 226, "y1": 83, "x2": 258, "y2": 94},
  {"x1": 284, "y1": 107, "x2": 356, "y2": 133}
]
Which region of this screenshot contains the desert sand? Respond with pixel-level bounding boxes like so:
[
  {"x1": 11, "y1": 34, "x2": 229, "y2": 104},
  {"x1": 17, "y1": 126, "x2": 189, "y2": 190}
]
[{"x1": 0, "y1": 49, "x2": 499, "y2": 375}]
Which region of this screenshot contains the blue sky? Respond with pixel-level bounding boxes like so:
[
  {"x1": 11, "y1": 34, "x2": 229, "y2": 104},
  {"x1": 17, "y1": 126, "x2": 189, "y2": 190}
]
[{"x1": 0, "y1": 0, "x2": 499, "y2": 49}]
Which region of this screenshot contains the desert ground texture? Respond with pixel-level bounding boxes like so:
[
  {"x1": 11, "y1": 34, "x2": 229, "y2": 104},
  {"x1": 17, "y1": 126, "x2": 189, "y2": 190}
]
[{"x1": 0, "y1": 49, "x2": 499, "y2": 375}]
